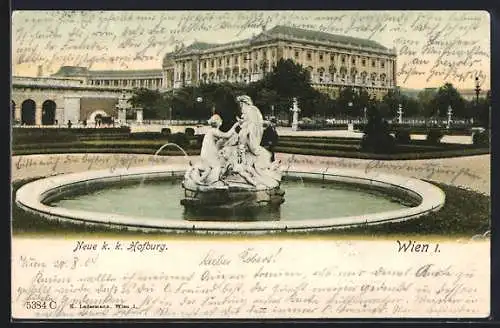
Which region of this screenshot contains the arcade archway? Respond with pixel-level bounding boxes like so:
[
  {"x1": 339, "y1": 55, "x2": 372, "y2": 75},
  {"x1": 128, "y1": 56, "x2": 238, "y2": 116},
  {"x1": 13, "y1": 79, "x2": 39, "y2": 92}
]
[
  {"x1": 21, "y1": 99, "x2": 36, "y2": 125},
  {"x1": 42, "y1": 100, "x2": 56, "y2": 125},
  {"x1": 88, "y1": 110, "x2": 108, "y2": 123}
]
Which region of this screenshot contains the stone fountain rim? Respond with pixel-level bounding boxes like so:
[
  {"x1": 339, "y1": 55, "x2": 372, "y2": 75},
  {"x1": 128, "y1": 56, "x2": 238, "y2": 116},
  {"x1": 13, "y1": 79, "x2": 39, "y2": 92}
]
[{"x1": 15, "y1": 164, "x2": 446, "y2": 233}]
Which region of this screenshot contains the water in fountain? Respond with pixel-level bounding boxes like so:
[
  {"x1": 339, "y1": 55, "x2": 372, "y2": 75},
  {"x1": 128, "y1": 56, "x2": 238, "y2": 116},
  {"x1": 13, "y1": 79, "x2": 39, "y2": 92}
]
[
  {"x1": 139, "y1": 142, "x2": 191, "y2": 188},
  {"x1": 283, "y1": 155, "x2": 305, "y2": 187},
  {"x1": 154, "y1": 142, "x2": 190, "y2": 158}
]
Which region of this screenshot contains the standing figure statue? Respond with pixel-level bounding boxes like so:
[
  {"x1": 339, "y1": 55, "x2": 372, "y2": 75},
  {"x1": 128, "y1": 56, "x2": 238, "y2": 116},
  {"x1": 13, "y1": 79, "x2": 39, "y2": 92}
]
[
  {"x1": 234, "y1": 95, "x2": 280, "y2": 188},
  {"x1": 184, "y1": 95, "x2": 281, "y2": 190},
  {"x1": 181, "y1": 95, "x2": 285, "y2": 218},
  {"x1": 236, "y1": 95, "x2": 265, "y2": 157}
]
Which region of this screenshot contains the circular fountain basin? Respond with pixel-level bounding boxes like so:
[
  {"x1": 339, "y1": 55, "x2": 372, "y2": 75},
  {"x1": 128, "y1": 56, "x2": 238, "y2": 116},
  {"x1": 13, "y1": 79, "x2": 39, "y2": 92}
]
[{"x1": 15, "y1": 164, "x2": 445, "y2": 234}]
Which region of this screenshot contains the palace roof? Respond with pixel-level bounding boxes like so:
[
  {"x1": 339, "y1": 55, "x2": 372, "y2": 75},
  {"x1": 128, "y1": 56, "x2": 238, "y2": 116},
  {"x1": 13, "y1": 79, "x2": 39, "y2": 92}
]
[
  {"x1": 162, "y1": 25, "x2": 392, "y2": 66},
  {"x1": 52, "y1": 66, "x2": 163, "y2": 78},
  {"x1": 266, "y1": 25, "x2": 388, "y2": 51}
]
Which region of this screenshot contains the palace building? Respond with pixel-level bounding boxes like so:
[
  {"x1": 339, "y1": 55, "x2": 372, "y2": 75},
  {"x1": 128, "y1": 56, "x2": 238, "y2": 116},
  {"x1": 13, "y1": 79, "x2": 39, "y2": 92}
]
[
  {"x1": 163, "y1": 25, "x2": 398, "y2": 99},
  {"x1": 51, "y1": 25, "x2": 397, "y2": 100},
  {"x1": 51, "y1": 66, "x2": 164, "y2": 90}
]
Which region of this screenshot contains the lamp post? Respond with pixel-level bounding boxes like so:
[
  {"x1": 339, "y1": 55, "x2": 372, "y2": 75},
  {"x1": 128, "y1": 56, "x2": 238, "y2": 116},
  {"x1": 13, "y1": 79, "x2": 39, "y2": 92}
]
[
  {"x1": 397, "y1": 104, "x2": 403, "y2": 124},
  {"x1": 196, "y1": 96, "x2": 203, "y2": 121},
  {"x1": 447, "y1": 105, "x2": 453, "y2": 129},
  {"x1": 474, "y1": 76, "x2": 481, "y2": 125},
  {"x1": 475, "y1": 76, "x2": 481, "y2": 107}
]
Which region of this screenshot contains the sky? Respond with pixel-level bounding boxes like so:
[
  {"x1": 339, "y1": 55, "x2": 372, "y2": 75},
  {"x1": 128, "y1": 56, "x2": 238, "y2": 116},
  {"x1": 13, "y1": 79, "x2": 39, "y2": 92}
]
[{"x1": 11, "y1": 10, "x2": 491, "y2": 90}]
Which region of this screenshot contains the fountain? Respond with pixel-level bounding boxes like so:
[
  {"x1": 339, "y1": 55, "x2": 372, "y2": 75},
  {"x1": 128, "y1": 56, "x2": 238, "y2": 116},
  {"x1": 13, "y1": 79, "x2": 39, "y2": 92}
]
[
  {"x1": 180, "y1": 95, "x2": 285, "y2": 218},
  {"x1": 14, "y1": 95, "x2": 447, "y2": 234}
]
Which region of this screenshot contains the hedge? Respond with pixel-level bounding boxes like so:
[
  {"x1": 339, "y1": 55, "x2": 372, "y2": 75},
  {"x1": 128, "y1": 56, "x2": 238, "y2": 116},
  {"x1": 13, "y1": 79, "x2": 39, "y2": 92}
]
[
  {"x1": 13, "y1": 127, "x2": 131, "y2": 144},
  {"x1": 12, "y1": 148, "x2": 201, "y2": 156},
  {"x1": 473, "y1": 130, "x2": 490, "y2": 147}
]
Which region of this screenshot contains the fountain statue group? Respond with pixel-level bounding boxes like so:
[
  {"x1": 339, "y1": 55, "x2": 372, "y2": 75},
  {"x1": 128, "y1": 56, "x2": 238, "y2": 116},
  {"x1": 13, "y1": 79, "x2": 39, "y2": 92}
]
[{"x1": 181, "y1": 95, "x2": 285, "y2": 214}]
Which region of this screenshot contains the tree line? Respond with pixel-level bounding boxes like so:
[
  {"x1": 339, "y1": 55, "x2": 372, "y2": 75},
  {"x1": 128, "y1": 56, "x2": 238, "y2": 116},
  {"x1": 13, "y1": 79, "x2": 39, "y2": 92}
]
[{"x1": 128, "y1": 59, "x2": 491, "y2": 129}]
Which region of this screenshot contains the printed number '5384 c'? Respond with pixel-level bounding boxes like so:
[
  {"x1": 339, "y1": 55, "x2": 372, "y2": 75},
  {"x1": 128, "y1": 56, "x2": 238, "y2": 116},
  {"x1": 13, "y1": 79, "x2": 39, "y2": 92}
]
[{"x1": 25, "y1": 300, "x2": 57, "y2": 310}]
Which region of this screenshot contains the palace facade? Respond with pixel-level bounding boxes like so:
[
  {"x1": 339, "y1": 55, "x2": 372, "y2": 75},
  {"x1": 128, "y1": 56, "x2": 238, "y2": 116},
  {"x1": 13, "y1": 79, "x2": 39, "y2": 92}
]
[
  {"x1": 163, "y1": 25, "x2": 397, "y2": 99},
  {"x1": 51, "y1": 25, "x2": 397, "y2": 100}
]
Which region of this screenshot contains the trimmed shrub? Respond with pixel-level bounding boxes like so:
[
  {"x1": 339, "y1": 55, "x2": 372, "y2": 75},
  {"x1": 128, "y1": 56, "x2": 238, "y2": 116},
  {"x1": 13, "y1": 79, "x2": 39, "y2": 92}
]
[
  {"x1": 161, "y1": 128, "x2": 172, "y2": 136},
  {"x1": 473, "y1": 130, "x2": 490, "y2": 147},
  {"x1": 360, "y1": 109, "x2": 395, "y2": 153},
  {"x1": 426, "y1": 130, "x2": 444, "y2": 144},
  {"x1": 13, "y1": 127, "x2": 131, "y2": 144},
  {"x1": 395, "y1": 130, "x2": 411, "y2": 144},
  {"x1": 129, "y1": 132, "x2": 165, "y2": 140},
  {"x1": 361, "y1": 133, "x2": 395, "y2": 153},
  {"x1": 168, "y1": 132, "x2": 189, "y2": 147}
]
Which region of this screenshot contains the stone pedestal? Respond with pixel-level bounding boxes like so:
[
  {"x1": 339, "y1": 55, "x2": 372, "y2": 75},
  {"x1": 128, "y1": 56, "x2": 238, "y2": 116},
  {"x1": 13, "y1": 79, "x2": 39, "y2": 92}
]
[
  {"x1": 290, "y1": 98, "x2": 300, "y2": 131},
  {"x1": 118, "y1": 109, "x2": 126, "y2": 123},
  {"x1": 292, "y1": 111, "x2": 299, "y2": 131},
  {"x1": 136, "y1": 109, "x2": 143, "y2": 124}
]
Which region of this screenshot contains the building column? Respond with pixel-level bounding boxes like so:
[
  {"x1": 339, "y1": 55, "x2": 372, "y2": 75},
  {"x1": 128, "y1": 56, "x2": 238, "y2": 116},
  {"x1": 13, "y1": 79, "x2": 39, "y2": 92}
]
[
  {"x1": 14, "y1": 104, "x2": 21, "y2": 121},
  {"x1": 392, "y1": 59, "x2": 397, "y2": 87},
  {"x1": 56, "y1": 106, "x2": 64, "y2": 124},
  {"x1": 35, "y1": 104, "x2": 43, "y2": 125}
]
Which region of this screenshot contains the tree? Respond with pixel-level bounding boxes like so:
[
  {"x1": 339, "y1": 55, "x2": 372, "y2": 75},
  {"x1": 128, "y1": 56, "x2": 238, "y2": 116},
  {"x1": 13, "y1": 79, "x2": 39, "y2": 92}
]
[
  {"x1": 265, "y1": 59, "x2": 311, "y2": 99},
  {"x1": 211, "y1": 83, "x2": 241, "y2": 131},
  {"x1": 417, "y1": 88, "x2": 437, "y2": 116},
  {"x1": 466, "y1": 90, "x2": 491, "y2": 128},
  {"x1": 402, "y1": 97, "x2": 423, "y2": 117},
  {"x1": 254, "y1": 88, "x2": 280, "y2": 117},
  {"x1": 380, "y1": 89, "x2": 422, "y2": 119},
  {"x1": 381, "y1": 89, "x2": 401, "y2": 118},
  {"x1": 337, "y1": 87, "x2": 357, "y2": 116},
  {"x1": 430, "y1": 83, "x2": 466, "y2": 118},
  {"x1": 128, "y1": 88, "x2": 166, "y2": 119},
  {"x1": 356, "y1": 88, "x2": 376, "y2": 117}
]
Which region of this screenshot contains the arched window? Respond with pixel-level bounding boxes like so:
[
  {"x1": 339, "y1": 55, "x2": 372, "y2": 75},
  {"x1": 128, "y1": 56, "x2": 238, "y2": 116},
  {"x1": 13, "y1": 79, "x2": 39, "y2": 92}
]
[
  {"x1": 41, "y1": 100, "x2": 56, "y2": 125},
  {"x1": 21, "y1": 99, "x2": 36, "y2": 125},
  {"x1": 361, "y1": 71, "x2": 368, "y2": 84}
]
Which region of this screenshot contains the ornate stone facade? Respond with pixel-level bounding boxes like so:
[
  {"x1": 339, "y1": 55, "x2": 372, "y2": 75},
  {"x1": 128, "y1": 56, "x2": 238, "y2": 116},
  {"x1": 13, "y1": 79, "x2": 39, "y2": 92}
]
[
  {"x1": 13, "y1": 25, "x2": 398, "y2": 125},
  {"x1": 12, "y1": 76, "x2": 132, "y2": 125},
  {"x1": 162, "y1": 25, "x2": 397, "y2": 99}
]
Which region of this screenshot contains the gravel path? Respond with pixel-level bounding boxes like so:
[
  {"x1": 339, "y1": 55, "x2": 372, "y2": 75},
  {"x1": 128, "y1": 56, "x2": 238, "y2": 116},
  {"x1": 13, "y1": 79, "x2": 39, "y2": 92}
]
[{"x1": 11, "y1": 153, "x2": 490, "y2": 195}]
